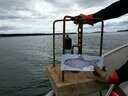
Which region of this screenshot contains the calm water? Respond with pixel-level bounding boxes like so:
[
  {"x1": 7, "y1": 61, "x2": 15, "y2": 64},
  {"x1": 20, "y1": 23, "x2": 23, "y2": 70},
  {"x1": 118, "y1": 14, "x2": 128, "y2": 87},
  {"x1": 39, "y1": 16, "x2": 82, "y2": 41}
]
[{"x1": 0, "y1": 32, "x2": 128, "y2": 96}]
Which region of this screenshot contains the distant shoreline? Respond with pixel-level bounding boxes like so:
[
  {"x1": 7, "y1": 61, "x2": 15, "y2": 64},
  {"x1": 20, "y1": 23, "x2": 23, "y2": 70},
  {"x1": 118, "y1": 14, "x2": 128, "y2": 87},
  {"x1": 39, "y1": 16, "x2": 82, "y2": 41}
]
[
  {"x1": 1, "y1": 30, "x2": 128, "y2": 37},
  {"x1": 117, "y1": 29, "x2": 128, "y2": 32},
  {"x1": 0, "y1": 33, "x2": 76, "y2": 37}
]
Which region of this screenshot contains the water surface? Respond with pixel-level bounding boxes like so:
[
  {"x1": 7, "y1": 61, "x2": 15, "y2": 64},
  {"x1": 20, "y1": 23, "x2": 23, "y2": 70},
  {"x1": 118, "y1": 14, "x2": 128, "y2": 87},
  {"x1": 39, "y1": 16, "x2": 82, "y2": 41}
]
[{"x1": 0, "y1": 32, "x2": 128, "y2": 96}]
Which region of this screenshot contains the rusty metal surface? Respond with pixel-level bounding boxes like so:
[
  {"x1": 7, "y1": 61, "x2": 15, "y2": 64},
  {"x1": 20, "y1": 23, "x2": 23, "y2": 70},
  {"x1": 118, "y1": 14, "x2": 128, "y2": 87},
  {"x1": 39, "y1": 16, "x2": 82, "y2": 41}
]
[
  {"x1": 53, "y1": 19, "x2": 72, "y2": 67},
  {"x1": 52, "y1": 16, "x2": 104, "y2": 82}
]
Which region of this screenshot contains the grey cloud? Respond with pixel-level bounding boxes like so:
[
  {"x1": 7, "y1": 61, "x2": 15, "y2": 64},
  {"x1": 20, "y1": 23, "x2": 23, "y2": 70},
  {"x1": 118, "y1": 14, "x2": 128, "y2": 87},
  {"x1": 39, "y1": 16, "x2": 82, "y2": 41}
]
[
  {"x1": 0, "y1": 0, "x2": 116, "y2": 20},
  {"x1": 0, "y1": 0, "x2": 43, "y2": 20},
  {"x1": 0, "y1": 13, "x2": 31, "y2": 20},
  {"x1": 0, "y1": 0, "x2": 29, "y2": 11},
  {"x1": 74, "y1": 0, "x2": 107, "y2": 8},
  {"x1": 0, "y1": 0, "x2": 126, "y2": 33},
  {"x1": 44, "y1": 0, "x2": 110, "y2": 9},
  {"x1": 44, "y1": 0, "x2": 115, "y2": 15},
  {"x1": 105, "y1": 20, "x2": 128, "y2": 27},
  {"x1": 0, "y1": 26, "x2": 18, "y2": 30},
  {"x1": 44, "y1": 0, "x2": 71, "y2": 7},
  {"x1": 75, "y1": 0, "x2": 119, "y2": 9},
  {"x1": 0, "y1": 15, "x2": 28, "y2": 20},
  {"x1": 44, "y1": 0, "x2": 73, "y2": 14},
  {"x1": 119, "y1": 21, "x2": 128, "y2": 25}
]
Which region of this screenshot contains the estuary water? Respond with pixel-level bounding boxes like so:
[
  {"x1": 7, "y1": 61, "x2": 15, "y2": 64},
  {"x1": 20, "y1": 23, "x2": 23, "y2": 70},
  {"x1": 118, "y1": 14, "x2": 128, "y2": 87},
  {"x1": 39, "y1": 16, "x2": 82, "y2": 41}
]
[{"x1": 0, "y1": 32, "x2": 128, "y2": 96}]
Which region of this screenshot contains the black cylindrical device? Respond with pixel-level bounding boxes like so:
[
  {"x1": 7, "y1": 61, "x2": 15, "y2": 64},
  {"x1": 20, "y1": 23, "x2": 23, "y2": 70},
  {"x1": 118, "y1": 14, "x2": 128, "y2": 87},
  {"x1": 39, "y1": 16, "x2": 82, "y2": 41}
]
[{"x1": 64, "y1": 35, "x2": 72, "y2": 54}]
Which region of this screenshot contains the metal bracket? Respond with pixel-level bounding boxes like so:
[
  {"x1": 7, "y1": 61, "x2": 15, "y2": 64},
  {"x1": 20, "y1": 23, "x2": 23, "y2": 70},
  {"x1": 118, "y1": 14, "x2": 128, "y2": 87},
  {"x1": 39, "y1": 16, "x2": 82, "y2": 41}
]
[{"x1": 52, "y1": 16, "x2": 104, "y2": 82}]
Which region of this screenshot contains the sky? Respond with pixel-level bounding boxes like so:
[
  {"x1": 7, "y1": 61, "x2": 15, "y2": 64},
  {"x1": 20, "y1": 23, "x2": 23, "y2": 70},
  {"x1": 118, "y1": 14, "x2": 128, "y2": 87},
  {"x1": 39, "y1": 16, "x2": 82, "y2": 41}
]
[{"x1": 0, "y1": 0, "x2": 128, "y2": 34}]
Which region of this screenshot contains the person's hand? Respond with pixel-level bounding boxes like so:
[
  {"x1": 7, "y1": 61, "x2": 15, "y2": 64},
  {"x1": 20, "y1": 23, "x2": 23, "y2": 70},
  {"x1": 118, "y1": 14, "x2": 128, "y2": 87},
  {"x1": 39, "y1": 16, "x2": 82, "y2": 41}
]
[
  {"x1": 78, "y1": 14, "x2": 87, "y2": 19},
  {"x1": 93, "y1": 65, "x2": 110, "y2": 83},
  {"x1": 93, "y1": 65, "x2": 119, "y2": 85},
  {"x1": 74, "y1": 14, "x2": 93, "y2": 25}
]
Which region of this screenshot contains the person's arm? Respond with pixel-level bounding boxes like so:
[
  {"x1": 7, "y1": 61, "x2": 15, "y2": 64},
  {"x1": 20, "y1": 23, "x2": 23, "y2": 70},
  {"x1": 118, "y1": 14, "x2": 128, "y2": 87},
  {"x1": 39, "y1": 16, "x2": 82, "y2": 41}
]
[
  {"x1": 94, "y1": 60, "x2": 128, "y2": 85},
  {"x1": 116, "y1": 60, "x2": 128, "y2": 84},
  {"x1": 93, "y1": 0, "x2": 128, "y2": 22},
  {"x1": 77, "y1": 0, "x2": 128, "y2": 25}
]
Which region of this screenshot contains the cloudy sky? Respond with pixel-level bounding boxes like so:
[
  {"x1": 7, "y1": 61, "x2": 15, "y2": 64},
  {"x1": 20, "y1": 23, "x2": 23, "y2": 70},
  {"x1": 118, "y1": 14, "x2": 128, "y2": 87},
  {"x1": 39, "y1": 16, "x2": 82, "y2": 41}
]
[{"x1": 0, "y1": 0, "x2": 128, "y2": 34}]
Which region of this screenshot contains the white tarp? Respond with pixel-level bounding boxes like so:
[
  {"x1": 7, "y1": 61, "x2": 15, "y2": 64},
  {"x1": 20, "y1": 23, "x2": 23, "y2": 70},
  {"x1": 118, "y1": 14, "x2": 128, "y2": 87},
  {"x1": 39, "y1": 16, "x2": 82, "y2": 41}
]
[{"x1": 61, "y1": 54, "x2": 104, "y2": 71}]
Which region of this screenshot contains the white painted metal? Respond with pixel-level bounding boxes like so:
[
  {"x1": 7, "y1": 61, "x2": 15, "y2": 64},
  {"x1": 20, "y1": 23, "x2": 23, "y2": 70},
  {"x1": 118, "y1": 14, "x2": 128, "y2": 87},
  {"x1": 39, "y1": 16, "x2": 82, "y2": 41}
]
[{"x1": 46, "y1": 43, "x2": 128, "y2": 96}]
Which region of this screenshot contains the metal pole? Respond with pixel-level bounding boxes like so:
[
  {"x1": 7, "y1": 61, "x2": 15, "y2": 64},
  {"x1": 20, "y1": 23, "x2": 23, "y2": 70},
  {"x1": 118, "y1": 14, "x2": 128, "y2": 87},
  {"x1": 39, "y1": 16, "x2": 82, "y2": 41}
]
[
  {"x1": 92, "y1": 18, "x2": 104, "y2": 56},
  {"x1": 62, "y1": 16, "x2": 74, "y2": 82},
  {"x1": 53, "y1": 19, "x2": 64, "y2": 67},
  {"x1": 100, "y1": 20, "x2": 104, "y2": 56},
  {"x1": 53, "y1": 19, "x2": 72, "y2": 67}
]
